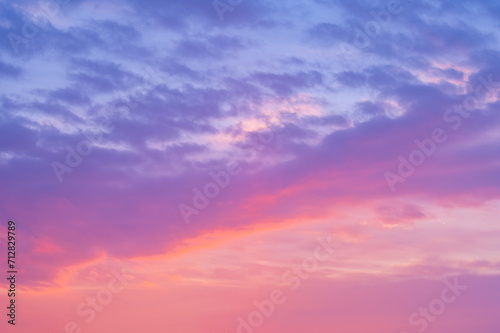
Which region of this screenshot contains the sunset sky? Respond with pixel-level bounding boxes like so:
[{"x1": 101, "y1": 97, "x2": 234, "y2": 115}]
[{"x1": 1, "y1": 0, "x2": 500, "y2": 332}]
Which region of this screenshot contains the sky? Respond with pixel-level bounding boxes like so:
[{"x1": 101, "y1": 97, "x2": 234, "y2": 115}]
[{"x1": 0, "y1": 0, "x2": 500, "y2": 332}]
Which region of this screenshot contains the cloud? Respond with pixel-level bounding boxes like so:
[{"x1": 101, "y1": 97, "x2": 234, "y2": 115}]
[
  {"x1": 0, "y1": 0, "x2": 499, "y2": 297},
  {"x1": 0, "y1": 59, "x2": 22, "y2": 78}
]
